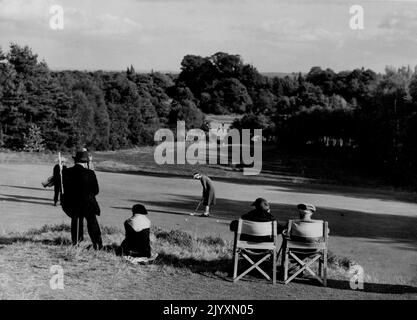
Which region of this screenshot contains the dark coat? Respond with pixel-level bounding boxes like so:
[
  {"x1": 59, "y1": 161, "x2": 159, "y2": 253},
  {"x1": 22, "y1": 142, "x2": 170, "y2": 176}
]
[
  {"x1": 230, "y1": 208, "x2": 279, "y2": 242},
  {"x1": 200, "y1": 175, "x2": 216, "y2": 206},
  {"x1": 120, "y1": 222, "x2": 151, "y2": 258},
  {"x1": 53, "y1": 164, "x2": 66, "y2": 203},
  {"x1": 241, "y1": 209, "x2": 275, "y2": 222},
  {"x1": 53, "y1": 164, "x2": 62, "y2": 188},
  {"x1": 61, "y1": 164, "x2": 100, "y2": 218}
]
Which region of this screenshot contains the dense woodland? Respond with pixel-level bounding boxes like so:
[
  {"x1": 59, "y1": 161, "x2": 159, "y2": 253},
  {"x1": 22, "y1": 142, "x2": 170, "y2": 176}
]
[{"x1": 1, "y1": 44, "x2": 417, "y2": 184}]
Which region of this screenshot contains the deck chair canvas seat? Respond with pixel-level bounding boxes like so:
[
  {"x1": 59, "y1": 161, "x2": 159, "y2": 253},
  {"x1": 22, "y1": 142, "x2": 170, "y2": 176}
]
[
  {"x1": 281, "y1": 220, "x2": 328, "y2": 286},
  {"x1": 232, "y1": 219, "x2": 278, "y2": 284}
]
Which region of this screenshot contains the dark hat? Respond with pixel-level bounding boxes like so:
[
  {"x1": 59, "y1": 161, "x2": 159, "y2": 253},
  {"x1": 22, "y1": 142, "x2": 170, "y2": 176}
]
[
  {"x1": 132, "y1": 204, "x2": 148, "y2": 215},
  {"x1": 251, "y1": 198, "x2": 268, "y2": 208},
  {"x1": 297, "y1": 203, "x2": 316, "y2": 213},
  {"x1": 72, "y1": 151, "x2": 89, "y2": 163}
]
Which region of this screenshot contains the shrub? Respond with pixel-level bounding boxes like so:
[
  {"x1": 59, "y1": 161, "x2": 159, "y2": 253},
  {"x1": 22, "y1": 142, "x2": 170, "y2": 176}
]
[
  {"x1": 154, "y1": 229, "x2": 193, "y2": 248},
  {"x1": 23, "y1": 123, "x2": 45, "y2": 152}
]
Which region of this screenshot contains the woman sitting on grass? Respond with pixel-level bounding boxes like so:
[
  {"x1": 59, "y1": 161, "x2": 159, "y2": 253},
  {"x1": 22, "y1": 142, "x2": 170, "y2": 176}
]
[{"x1": 119, "y1": 204, "x2": 157, "y2": 261}]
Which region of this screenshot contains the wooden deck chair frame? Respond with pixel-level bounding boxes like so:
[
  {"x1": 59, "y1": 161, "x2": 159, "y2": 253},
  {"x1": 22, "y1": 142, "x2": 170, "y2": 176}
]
[
  {"x1": 281, "y1": 220, "x2": 328, "y2": 286},
  {"x1": 232, "y1": 219, "x2": 278, "y2": 284}
]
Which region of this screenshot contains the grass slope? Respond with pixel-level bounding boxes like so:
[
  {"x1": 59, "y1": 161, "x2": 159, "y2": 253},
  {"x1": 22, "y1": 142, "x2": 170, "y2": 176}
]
[{"x1": 1, "y1": 224, "x2": 416, "y2": 300}]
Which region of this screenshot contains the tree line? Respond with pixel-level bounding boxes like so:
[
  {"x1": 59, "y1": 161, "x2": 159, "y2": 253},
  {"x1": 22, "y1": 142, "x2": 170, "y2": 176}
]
[
  {"x1": 177, "y1": 53, "x2": 417, "y2": 185},
  {"x1": 0, "y1": 44, "x2": 205, "y2": 152},
  {"x1": 1, "y1": 44, "x2": 417, "y2": 184}
]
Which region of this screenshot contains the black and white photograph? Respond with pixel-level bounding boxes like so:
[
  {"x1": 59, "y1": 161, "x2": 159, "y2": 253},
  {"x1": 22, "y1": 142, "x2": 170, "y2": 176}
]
[{"x1": 0, "y1": 0, "x2": 416, "y2": 304}]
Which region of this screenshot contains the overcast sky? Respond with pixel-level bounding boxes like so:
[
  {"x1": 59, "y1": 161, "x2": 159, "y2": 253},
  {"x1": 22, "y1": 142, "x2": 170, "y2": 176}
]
[{"x1": 1, "y1": 0, "x2": 416, "y2": 73}]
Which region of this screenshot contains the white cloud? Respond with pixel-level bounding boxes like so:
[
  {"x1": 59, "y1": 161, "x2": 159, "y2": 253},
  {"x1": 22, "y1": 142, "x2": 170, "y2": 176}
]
[
  {"x1": 238, "y1": 18, "x2": 342, "y2": 44},
  {"x1": 1, "y1": 0, "x2": 415, "y2": 72},
  {"x1": 0, "y1": 0, "x2": 52, "y2": 20},
  {"x1": 379, "y1": 11, "x2": 417, "y2": 34},
  {"x1": 98, "y1": 14, "x2": 142, "y2": 35},
  {"x1": 0, "y1": 0, "x2": 142, "y2": 37},
  {"x1": 65, "y1": 10, "x2": 142, "y2": 36}
]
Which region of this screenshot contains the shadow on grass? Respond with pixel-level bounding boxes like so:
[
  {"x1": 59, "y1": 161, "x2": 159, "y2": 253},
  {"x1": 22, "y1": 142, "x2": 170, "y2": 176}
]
[
  {"x1": 96, "y1": 164, "x2": 417, "y2": 204},
  {"x1": 111, "y1": 206, "x2": 131, "y2": 211},
  {"x1": 111, "y1": 206, "x2": 190, "y2": 217},
  {"x1": 329, "y1": 279, "x2": 417, "y2": 294},
  {"x1": 128, "y1": 196, "x2": 249, "y2": 220},
  {"x1": 155, "y1": 253, "x2": 417, "y2": 295},
  {"x1": 139, "y1": 195, "x2": 417, "y2": 251},
  {"x1": 0, "y1": 193, "x2": 53, "y2": 206},
  {"x1": 0, "y1": 184, "x2": 51, "y2": 192},
  {"x1": 155, "y1": 252, "x2": 232, "y2": 277},
  {"x1": 288, "y1": 277, "x2": 417, "y2": 295}
]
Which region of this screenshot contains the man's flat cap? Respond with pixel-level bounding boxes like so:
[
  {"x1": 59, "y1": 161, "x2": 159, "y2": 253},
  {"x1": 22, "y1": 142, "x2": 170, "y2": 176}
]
[{"x1": 297, "y1": 203, "x2": 316, "y2": 213}]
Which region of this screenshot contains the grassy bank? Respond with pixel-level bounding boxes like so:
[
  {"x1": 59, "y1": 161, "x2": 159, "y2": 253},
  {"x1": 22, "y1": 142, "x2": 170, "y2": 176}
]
[{"x1": 0, "y1": 224, "x2": 359, "y2": 300}]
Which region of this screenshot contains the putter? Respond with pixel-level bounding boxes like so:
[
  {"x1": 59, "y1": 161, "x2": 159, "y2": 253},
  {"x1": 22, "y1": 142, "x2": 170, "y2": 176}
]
[{"x1": 191, "y1": 200, "x2": 202, "y2": 216}]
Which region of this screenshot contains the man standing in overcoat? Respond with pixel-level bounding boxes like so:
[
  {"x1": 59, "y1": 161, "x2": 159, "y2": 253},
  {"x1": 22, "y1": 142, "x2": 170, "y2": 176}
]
[
  {"x1": 52, "y1": 156, "x2": 66, "y2": 206},
  {"x1": 61, "y1": 150, "x2": 103, "y2": 249}
]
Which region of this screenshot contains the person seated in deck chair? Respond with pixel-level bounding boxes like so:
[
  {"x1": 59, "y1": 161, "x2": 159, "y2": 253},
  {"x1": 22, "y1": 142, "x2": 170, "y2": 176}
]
[
  {"x1": 120, "y1": 204, "x2": 155, "y2": 259},
  {"x1": 284, "y1": 203, "x2": 329, "y2": 260},
  {"x1": 286, "y1": 203, "x2": 329, "y2": 243},
  {"x1": 230, "y1": 198, "x2": 284, "y2": 242},
  {"x1": 280, "y1": 204, "x2": 329, "y2": 277}
]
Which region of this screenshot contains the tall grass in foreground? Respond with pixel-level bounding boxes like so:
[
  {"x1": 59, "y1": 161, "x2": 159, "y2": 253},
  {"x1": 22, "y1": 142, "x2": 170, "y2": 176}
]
[
  {"x1": 4, "y1": 224, "x2": 397, "y2": 300},
  {"x1": 0, "y1": 224, "x2": 356, "y2": 280}
]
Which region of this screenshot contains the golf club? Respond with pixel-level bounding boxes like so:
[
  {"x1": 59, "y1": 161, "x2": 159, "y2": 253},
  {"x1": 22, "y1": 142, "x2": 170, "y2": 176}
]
[{"x1": 190, "y1": 199, "x2": 202, "y2": 216}]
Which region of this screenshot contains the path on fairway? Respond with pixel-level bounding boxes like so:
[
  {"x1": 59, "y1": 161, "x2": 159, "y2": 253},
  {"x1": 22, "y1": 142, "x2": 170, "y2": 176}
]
[{"x1": 0, "y1": 164, "x2": 416, "y2": 290}]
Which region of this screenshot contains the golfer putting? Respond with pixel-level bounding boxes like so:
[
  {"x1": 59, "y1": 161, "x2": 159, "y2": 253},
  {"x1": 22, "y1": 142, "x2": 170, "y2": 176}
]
[{"x1": 192, "y1": 173, "x2": 216, "y2": 217}]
